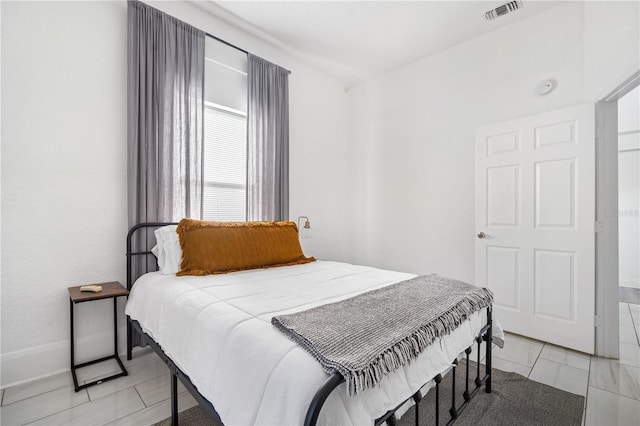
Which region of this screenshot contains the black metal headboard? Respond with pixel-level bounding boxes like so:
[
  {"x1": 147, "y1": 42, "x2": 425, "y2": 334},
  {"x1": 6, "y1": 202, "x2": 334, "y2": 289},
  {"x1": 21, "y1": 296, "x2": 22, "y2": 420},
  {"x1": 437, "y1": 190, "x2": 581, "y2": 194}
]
[{"x1": 126, "y1": 222, "x2": 178, "y2": 291}]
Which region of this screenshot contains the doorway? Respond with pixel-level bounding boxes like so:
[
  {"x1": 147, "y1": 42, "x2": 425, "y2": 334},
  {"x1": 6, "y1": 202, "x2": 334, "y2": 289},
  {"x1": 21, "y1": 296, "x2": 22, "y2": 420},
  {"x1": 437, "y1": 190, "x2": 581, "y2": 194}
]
[
  {"x1": 617, "y1": 86, "x2": 640, "y2": 357},
  {"x1": 617, "y1": 86, "x2": 640, "y2": 303},
  {"x1": 595, "y1": 70, "x2": 640, "y2": 358}
]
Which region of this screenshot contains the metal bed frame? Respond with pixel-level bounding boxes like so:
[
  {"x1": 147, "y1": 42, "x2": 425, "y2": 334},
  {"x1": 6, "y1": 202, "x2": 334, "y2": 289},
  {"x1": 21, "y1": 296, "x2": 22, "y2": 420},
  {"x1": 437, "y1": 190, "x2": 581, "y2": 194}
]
[{"x1": 126, "y1": 223, "x2": 493, "y2": 426}]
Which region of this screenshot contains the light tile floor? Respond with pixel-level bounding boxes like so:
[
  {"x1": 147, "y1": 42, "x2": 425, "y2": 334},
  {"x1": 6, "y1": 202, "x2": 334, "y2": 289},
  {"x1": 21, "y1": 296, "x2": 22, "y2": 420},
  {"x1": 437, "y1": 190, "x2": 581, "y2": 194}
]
[{"x1": 1, "y1": 303, "x2": 639, "y2": 426}]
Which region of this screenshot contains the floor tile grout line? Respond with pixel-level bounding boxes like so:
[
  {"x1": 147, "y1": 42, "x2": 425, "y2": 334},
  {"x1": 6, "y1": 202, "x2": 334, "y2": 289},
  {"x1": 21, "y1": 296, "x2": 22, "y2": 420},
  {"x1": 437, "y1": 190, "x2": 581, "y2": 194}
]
[
  {"x1": 493, "y1": 353, "x2": 535, "y2": 370},
  {"x1": 85, "y1": 360, "x2": 170, "y2": 402},
  {"x1": 632, "y1": 307, "x2": 640, "y2": 345},
  {"x1": 12, "y1": 392, "x2": 91, "y2": 426},
  {"x1": 625, "y1": 300, "x2": 640, "y2": 345},
  {"x1": 101, "y1": 397, "x2": 154, "y2": 426},
  {"x1": 132, "y1": 370, "x2": 174, "y2": 395},
  {"x1": 133, "y1": 368, "x2": 177, "y2": 399},
  {"x1": 9, "y1": 357, "x2": 153, "y2": 407},
  {"x1": 588, "y1": 382, "x2": 640, "y2": 402},
  {"x1": 620, "y1": 301, "x2": 640, "y2": 347},
  {"x1": 0, "y1": 382, "x2": 78, "y2": 408},
  {"x1": 102, "y1": 407, "x2": 148, "y2": 426},
  {"x1": 527, "y1": 343, "x2": 545, "y2": 379},
  {"x1": 587, "y1": 383, "x2": 640, "y2": 401},
  {"x1": 103, "y1": 389, "x2": 191, "y2": 426},
  {"x1": 24, "y1": 382, "x2": 145, "y2": 426},
  {"x1": 133, "y1": 383, "x2": 147, "y2": 408},
  {"x1": 1, "y1": 376, "x2": 74, "y2": 407},
  {"x1": 583, "y1": 354, "x2": 592, "y2": 417}
]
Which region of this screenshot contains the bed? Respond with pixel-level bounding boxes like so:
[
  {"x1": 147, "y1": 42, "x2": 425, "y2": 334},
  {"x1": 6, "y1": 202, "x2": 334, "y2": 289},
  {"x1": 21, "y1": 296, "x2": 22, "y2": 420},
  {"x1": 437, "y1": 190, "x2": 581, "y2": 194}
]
[{"x1": 125, "y1": 222, "x2": 500, "y2": 426}]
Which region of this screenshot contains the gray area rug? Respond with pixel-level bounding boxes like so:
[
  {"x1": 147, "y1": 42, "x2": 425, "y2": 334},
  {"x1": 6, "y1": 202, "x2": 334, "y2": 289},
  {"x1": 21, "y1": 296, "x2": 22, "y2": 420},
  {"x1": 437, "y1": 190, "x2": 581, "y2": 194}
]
[
  {"x1": 620, "y1": 286, "x2": 640, "y2": 305},
  {"x1": 153, "y1": 361, "x2": 584, "y2": 426}
]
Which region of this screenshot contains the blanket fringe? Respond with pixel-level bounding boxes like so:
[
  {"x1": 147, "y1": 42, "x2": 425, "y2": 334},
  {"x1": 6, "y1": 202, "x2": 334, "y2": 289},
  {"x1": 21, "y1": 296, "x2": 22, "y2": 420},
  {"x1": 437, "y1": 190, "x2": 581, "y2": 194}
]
[{"x1": 343, "y1": 288, "x2": 493, "y2": 395}]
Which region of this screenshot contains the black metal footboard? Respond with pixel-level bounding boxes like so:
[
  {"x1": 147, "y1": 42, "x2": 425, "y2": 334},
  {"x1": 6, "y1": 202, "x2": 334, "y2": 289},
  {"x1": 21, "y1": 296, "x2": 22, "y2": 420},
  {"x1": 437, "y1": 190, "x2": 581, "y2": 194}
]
[
  {"x1": 126, "y1": 223, "x2": 493, "y2": 426},
  {"x1": 304, "y1": 308, "x2": 493, "y2": 426}
]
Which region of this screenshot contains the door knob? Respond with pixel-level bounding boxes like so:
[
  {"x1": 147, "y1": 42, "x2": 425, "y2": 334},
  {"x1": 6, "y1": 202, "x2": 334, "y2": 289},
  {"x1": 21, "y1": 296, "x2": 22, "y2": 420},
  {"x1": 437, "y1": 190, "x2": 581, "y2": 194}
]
[{"x1": 477, "y1": 232, "x2": 491, "y2": 239}]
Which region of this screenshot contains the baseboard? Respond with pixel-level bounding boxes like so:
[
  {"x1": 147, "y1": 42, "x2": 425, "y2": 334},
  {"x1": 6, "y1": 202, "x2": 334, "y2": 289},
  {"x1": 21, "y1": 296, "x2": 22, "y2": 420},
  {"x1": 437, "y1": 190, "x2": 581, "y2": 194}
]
[{"x1": 1, "y1": 327, "x2": 128, "y2": 389}]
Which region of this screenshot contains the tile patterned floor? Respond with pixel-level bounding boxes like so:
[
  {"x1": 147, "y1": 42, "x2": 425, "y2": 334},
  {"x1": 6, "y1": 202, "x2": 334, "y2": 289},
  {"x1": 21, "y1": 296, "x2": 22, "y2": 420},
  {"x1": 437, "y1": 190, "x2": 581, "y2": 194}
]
[{"x1": 1, "y1": 303, "x2": 639, "y2": 425}]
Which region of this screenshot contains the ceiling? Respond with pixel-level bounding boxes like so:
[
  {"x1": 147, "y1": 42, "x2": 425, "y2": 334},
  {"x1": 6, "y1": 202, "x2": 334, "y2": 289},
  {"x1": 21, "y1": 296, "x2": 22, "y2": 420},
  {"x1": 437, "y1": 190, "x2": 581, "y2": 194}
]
[{"x1": 205, "y1": 1, "x2": 564, "y2": 85}]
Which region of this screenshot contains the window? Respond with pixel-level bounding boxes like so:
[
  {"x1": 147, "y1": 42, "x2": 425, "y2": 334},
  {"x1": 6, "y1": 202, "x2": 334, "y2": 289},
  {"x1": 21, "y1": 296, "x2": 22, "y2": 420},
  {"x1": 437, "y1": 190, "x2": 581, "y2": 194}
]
[
  {"x1": 203, "y1": 38, "x2": 248, "y2": 221},
  {"x1": 203, "y1": 104, "x2": 247, "y2": 221}
]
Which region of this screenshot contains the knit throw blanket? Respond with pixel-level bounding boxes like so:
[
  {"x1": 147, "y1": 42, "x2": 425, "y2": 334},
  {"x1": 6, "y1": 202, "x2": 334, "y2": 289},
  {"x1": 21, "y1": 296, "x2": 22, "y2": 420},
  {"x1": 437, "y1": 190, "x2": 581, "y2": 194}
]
[{"x1": 272, "y1": 274, "x2": 493, "y2": 395}]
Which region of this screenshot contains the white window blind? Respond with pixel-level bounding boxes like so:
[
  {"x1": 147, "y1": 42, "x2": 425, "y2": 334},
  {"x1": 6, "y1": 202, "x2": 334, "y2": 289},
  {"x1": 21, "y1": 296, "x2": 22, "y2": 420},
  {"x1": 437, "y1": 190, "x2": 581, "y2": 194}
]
[{"x1": 203, "y1": 104, "x2": 247, "y2": 221}]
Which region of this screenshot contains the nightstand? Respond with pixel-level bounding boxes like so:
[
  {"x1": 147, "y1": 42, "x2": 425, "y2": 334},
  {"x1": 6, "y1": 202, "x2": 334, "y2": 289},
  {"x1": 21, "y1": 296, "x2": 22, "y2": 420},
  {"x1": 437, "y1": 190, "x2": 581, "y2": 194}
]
[{"x1": 68, "y1": 281, "x2": 129, "y2": 392}]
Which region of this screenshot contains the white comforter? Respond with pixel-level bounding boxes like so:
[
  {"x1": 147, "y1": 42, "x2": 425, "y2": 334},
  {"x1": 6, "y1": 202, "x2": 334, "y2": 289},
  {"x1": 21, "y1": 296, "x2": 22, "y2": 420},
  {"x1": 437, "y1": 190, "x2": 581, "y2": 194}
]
[{"x1": 125, "y1": 261, "x2": 492, "y2": 425}]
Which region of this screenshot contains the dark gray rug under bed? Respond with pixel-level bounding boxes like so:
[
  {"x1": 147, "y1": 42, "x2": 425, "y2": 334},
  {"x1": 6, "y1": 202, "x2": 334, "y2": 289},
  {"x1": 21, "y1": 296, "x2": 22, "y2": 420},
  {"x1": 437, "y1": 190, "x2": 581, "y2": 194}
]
[{"x1": 153, "y1": 360, "x2": 584, "y2": 426}]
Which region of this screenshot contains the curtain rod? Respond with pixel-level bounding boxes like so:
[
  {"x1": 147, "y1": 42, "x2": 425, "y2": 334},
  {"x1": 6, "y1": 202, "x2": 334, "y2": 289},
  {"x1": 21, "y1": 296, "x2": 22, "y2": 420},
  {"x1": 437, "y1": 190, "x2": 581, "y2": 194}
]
[
  {"x1": 206, "y1": 32, "x2": 248, "y2": 54},
  {"x1": 205, "y1": 32, "x2": 292, "y2": 75}
]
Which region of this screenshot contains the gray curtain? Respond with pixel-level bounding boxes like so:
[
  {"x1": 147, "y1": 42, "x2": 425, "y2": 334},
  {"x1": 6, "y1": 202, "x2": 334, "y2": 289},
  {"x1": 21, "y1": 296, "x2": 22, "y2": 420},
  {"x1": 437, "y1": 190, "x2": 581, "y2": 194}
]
[
  {"x1": 127, "y1": 1, "x2": 204, "y2": 347},
  {"x1": 127, "y1": 0, "x2": 204, "y2": 230},
  {"x1": 247, "y1": 54, "x2": 290, "y2": 221}
]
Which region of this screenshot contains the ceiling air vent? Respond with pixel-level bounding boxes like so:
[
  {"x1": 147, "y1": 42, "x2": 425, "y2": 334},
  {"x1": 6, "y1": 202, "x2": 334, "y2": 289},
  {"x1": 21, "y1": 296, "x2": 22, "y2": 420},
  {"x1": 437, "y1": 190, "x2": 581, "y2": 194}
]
[{"x1": 485, "y1": 1, "x2": 523, "y2": 20}]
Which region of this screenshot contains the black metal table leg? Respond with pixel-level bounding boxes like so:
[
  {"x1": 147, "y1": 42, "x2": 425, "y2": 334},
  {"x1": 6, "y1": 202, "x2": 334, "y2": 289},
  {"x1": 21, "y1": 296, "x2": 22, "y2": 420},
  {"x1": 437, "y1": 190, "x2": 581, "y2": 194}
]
[
  {"x1": 113, "y1": 298, "x2": 128, "y2": 376},
  {"x1": 70, "y1": 299, "x2": 79, "y2": 392},
  {"x1": 114, "y1": 298, "x2": 118, "y2": 354}
]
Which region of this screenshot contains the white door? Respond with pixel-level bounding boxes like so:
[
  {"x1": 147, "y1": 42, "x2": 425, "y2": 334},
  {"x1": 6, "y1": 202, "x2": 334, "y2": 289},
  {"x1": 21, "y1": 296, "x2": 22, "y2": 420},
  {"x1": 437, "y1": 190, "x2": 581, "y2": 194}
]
[{"x1": 475, "y1": 104, "x2": 595, "y2": 354}]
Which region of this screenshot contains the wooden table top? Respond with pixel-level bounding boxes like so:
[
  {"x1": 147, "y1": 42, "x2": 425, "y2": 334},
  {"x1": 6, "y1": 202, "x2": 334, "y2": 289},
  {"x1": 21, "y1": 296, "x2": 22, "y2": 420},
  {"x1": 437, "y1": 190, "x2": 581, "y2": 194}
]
[{"x1": 68, "y1": 281, "x2": 129, "y2": 303}]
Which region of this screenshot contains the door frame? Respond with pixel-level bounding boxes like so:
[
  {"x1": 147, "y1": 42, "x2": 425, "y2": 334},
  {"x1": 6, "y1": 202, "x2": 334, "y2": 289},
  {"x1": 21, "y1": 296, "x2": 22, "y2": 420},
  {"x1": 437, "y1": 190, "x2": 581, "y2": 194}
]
[{"x1": 595, "y1": 70, "x2": 640, "y2": 358}]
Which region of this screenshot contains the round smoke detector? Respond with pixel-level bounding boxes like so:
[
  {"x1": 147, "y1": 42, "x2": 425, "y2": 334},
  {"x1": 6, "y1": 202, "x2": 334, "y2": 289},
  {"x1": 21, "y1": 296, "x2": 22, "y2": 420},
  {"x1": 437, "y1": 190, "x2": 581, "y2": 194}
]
[{"x1": 536, "y1": 79, "x2": 556, "y2": 96}]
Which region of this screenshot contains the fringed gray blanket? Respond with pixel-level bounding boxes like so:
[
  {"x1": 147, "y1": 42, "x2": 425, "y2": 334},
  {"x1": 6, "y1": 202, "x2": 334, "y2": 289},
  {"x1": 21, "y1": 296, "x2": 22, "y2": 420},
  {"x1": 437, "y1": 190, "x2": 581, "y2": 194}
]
[{"x1": 271, "y1": 274, "x2": 493, "y2": 395}]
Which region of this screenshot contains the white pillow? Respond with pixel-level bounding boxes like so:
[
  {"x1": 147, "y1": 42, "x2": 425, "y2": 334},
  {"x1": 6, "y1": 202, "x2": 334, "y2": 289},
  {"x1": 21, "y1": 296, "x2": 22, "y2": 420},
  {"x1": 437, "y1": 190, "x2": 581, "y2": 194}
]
[{"x1": 152, "y1": 225, "x2": 182, "y2": 275}]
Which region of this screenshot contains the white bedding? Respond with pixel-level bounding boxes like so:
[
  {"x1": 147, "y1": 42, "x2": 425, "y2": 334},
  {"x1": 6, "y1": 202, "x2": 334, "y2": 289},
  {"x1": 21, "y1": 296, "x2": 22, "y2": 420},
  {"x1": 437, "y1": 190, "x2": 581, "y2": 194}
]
[{"x1": 125, "y1": 261, "x2": 494, "y2": 425}]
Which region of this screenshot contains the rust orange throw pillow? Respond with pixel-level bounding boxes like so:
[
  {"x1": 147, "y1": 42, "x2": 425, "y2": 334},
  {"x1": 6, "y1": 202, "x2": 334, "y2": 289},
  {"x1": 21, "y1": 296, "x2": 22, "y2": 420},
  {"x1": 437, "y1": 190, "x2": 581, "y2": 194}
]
[{"x1": 176, "y1": 219, "x2": 315, "y2": 276}]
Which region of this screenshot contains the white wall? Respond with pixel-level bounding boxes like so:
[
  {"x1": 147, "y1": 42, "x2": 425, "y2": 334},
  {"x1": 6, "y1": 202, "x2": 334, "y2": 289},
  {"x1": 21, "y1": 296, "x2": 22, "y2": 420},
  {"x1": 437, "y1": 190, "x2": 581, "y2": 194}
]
[
  {"x1": 1, "y1": 0, "x2": 129, "y2": 387},
  {"x1": 618, "y1": 86, "x2": 640, "y2": 289},
  {"x1": 348, "y1": 1, "x2": 640, "y2": 282},
  {"x1": 1, "y1": 0, "x2": 353, "y2": 387}
]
